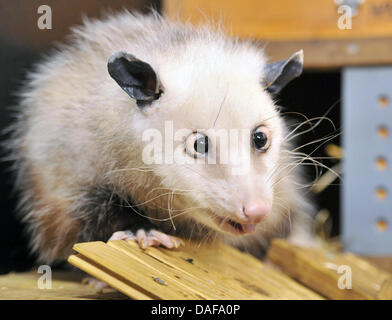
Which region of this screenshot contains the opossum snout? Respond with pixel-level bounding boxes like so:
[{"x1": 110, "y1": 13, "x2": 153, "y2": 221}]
[{"x1": 236, "y1": 200, "x2": 271, "y2": 225}]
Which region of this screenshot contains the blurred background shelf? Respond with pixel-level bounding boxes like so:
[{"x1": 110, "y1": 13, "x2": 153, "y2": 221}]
[{"x1": 165, "y1": 0, "x2": 392, "y2": 69}]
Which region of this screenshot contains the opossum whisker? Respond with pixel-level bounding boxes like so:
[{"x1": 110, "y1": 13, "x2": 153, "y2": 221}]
[
  {"x1": 145, "y1": 186, "x2": 193, "y2": 200},
  {"x1": 167, "y1": 190, "x2": 176, "y2": 230},
  {"x1": 287, "y1": 149, "x2": 334, "y2": 177},
  {"x1": 271, "y1": 132, "x2": 342, "y2": 189},
  {"x1": 212, "y1": 86, "x2": 229, "y2": 128},
  {"x1": 120, "y1": 197, "x2": 206, "y2": 220},
  {"x1": 287, "y1": 134, "x2": 342, "y2": 173},
  {"x1": 284, "y1": 99, "x2": 340, "y2": 141},
  {"x1": 287, "y1": 157, "x2": 341, "y2": 179},
  {"x1": 290, "y1": 131, "x2": 341, "y2": 153},
  {"x1": 285, "y1": 116, "x2": 336, "y2": 142},
  {"x1": 267, "y1": 131, "x2": 341, "y2": 189},
  {"x1": 120, "y1": 196, "x2": 186, "y2": 223},
  {"x1": 116, "y1": 191, "x2": 185, "y2": 210},
  {"x1": 197, "y1": 222, "x2": 217, "y2": 248},
  {"x1": 287, "y1": 155, "x2": 339, "y2": 160},
  {"x1": 266, "y1": 130, "x2": 336, "y2": 181},
  {"x1": 284, "y1": 131, "x2": 341, "y2": 170},
  {"x1": 104, "y1": 166, "x2": 155, "y2": 175},
  {"x1": 280, "y1": 111, "x2": 312, "y2": 125}
]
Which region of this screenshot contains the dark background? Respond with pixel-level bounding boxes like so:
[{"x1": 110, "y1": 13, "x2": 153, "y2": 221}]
[{"x1": 0, "y1": 0, "x2": 340, "y2": 274}]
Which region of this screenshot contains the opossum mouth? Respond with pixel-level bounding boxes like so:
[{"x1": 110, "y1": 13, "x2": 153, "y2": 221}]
[{"x1": 213, "y1": 216, "x2": 257, "y2": 235}]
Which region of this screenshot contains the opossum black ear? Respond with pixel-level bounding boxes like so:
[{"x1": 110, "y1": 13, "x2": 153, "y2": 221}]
[
  {"x1": 262, "y1": 50, "x2": 303, "y2": 95},
  {"x1": 107, "y1": 51, "x2": 162, "y2": 107}
]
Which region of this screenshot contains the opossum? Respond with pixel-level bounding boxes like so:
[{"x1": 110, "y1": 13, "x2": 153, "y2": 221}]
[{"x1": 8, "y1": 11, "x2": 315, "y2": 264}]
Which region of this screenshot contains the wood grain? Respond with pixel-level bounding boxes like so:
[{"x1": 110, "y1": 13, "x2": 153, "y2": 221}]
[
  {"x1": 263, "y1": 38, "x2": 392, "y2": 69},
  {"x1": 164, "y1": 0, "x2": 392, "y2": 41},
  {"x1": 164, "y1": 0, "x2": 392, "y2": 68},
  {"x1": 2, "y1": 239, "x2": 390, "y2": 300},
  {"x1": 0, "y1": 270, "x2": 127, "y2": 300},
  {"x1": 69, "y1": 240, "x2": 323, "y2": 300},
  {"x1": 267, "y1": 239, "x2": 392, "y2": 300}
]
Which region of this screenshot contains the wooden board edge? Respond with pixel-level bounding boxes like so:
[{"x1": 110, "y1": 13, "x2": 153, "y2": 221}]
[
  {"x1": 263, "y1": 37, "x2": 392, "y2": 69},
  {"x1": 67, "y1": 254, "x2": 153, "y2": 300}
]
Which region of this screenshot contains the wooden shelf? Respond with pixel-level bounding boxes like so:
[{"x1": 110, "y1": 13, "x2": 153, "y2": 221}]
[{"x1": 164, "y1": 0, "x2": 392, "y2": 68}]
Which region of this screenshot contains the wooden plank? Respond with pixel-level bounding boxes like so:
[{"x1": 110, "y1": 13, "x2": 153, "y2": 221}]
[
  {"x1": 70, "y1": 240, "x2": 322, "y2": 300},
  {"x1": 364, "y1": 256, "x2": 392, "y2": 273},
  {"x1": 70, "y1": 241, "x2": 207, "y2": 300},
  {"x1": 263, "y1": 38, "x2": 392, "y2": 69},
  {"x1": 0, "y1": 270, "x2": 126, "y2": 300},
  {"x1": 107, "y1": 240, "x2": 251, "y2": 299},
  {"x1": 123, "y1": 241, "x2": 270, "y2": 300},
  {"x1": 141, "y1": 240, "x2": 322, "y2": 299},
  {"x1": 68, "y1": 254, "x2": 152, "y2": 300},
  {"x1": 267, "y1": 239, "x2": 392, "y2": 300},
  {"x1": 213, "y1": 243, "x2": 324, "y2": 300},
  {"x1": 164, "y1": 0, "x2": 392, "y2": 41},
  {"x1": 164, "y1": 0, "x2": 392, "y2": 68}
]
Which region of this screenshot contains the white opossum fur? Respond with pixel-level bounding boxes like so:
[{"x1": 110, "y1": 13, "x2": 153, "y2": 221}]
[{"x1": 8, "y1": 11, "x2": 315, "y2": 263}]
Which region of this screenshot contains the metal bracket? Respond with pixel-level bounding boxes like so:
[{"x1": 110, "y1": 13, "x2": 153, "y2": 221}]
[{"x1": 342, "y1": 67, "x2": 392, "y2": 255}]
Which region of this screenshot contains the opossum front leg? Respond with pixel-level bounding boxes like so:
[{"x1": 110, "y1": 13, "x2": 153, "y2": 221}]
[
  {"x1": 79, "y1": 186, "x2": 181, "y2": 249},
  {"x1": 109, "y1": 229, "x2": 182, "y2": 249}
]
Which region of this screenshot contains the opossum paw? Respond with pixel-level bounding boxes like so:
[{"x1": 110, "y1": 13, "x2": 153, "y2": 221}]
[
  {"x1": 109, "y1": 229, "x2": 182, "y2": 249},
  {"x1": 82, "y1": 277, "x2": 110, "y2": 293}
]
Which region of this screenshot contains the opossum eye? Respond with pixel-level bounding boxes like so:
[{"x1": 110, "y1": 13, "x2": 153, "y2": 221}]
[
  {"x1": 252, "y1": 126, "x2": 271, "y2": 152},
  {"x1": 185, "y1": 132, "x2": 209, "y2": 158}
]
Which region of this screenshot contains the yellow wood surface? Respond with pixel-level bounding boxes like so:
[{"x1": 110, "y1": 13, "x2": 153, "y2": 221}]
[
  {"x1": 0, "y1": 270, "x2": 127, "y2": 300},
  {"x1": 69, "y1": 240, "x2": 323, "y2": 300},
  {"x1": 263, "y1": 38, "x2": 392, "y2": 68},
  {"x1": 164, "y1": 0, "x2": 392, "y2": 68},
  {"x1": 267, "y1": 239, "x2": 392, "y2": 300},
  {"x1": 164, "y1": 0, "x2": 392, "y2": 41},
  {"x1": 1, "y1": 239, "x2": 391, "y2": 300}
]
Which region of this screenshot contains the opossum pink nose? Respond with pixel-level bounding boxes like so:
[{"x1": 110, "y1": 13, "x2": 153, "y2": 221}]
[{"x1": 239, "y1": 201, "x2": 271, "y2": 224}]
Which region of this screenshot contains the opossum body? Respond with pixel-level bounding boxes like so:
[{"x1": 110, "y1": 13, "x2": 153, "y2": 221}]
[{"x1": 9, "y1": 11, "x2": 315, "y2": 263}]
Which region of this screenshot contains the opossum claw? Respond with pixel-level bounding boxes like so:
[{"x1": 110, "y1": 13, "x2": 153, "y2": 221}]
[{"x1": 109, "y1": 229, "x2": 182, "y2": 249}]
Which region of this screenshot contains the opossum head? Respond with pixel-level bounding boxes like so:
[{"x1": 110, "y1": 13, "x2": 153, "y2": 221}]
[{"x1": 107, "y1": 45, "x2": 303, "y2": 238}]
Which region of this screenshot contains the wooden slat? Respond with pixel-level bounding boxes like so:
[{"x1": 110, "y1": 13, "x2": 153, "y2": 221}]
[
  {"x1": 364, "y1": 256, "x2": 392, "y2": 273},
  {"x1": 123, "y1": 241, "x2": 270, "y2": 300},
  {"x1": 108, "y1": 240, "x2": 250, "y2": 299},
  {"x1": 267, "y1": 239, "x2": 392, "y2": 300},
  {"x1": 164, "y1": 0, "x2": 392, "y2": 68},
  {"x1": 138, "y1": 240, "x2": 323, "y2": 300},
  {"x1": 263, "y1": 38, "x2": 392, "y2": 69},
  {"x1": 164, "y1": 0, "x2": 392, "y2": 41},
  {"x1": 212, "y1": 243, "x2": 324, "y2": 300},
  {"x1": 68, "y1": 254, "x2": 152, "y2": 300},
  {"x1": 0, "y1": 270, "x2": 126, "y2": 300},
  {"x1": 70, "y1": 240, "x2": 323, "y2": 300},
  {"x1": 70, "y1": 241, "x2": 207, "y2": 300}
]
